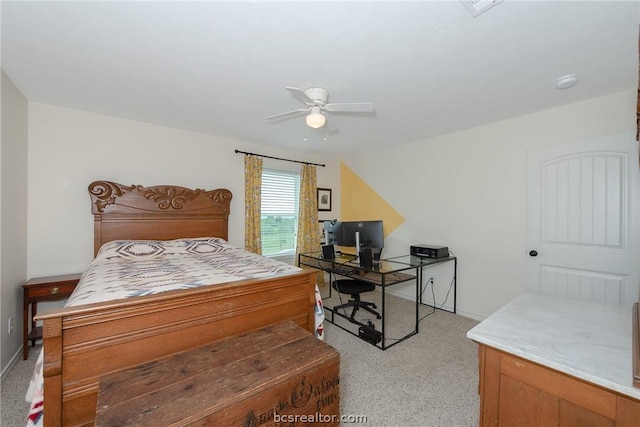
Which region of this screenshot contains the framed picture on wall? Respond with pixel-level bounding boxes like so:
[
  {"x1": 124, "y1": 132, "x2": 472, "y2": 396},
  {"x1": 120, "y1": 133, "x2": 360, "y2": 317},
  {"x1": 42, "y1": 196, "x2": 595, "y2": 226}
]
[{"x1": 317, "y1": 188, "x2": 332, "y2": 211}]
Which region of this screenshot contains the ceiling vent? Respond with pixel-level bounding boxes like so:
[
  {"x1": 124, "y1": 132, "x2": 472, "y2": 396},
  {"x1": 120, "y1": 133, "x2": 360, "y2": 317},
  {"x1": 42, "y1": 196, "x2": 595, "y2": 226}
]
[{"x1": 461, "y1": 0, "x2": 504, "y2": 17}]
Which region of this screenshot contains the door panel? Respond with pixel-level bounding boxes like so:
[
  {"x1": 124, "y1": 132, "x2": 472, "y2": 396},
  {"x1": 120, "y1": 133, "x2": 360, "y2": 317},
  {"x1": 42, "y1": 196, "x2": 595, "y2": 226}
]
[
  {"x1": 559, "y1": 400, "x2": 614, "y2": 427},
  {"x1": 541, "y1": 266, "x2": 625, "y2": 304},
  {"x1": 499, "y1": 375, "x2": 542, "y2": 426},
  {"x1": 527, "y1": 133, "x2": 639, "y2": 307},
  {"x1": 543, "y1": 154, "x2": 623, "y2": 247}
]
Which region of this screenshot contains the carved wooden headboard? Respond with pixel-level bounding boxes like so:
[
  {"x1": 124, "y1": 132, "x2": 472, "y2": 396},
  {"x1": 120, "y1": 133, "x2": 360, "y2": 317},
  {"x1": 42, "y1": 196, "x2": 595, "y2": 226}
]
[{"x1": 88, "y1": 181, "x2": 233, "y2": 256}]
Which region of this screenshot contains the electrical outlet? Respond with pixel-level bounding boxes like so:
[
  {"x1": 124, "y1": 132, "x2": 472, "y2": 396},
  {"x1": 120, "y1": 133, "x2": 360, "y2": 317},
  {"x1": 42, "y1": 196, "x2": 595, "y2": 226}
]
[{"x1": 8, "y1": 317, "x2": 14, "y2": 334}]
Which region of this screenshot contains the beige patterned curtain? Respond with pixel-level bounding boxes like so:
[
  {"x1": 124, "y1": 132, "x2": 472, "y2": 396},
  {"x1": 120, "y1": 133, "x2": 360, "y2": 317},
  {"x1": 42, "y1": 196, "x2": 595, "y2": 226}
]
[
  {"x1": 244, "y1": 155, "x2": 263, "y2": 254},
  {"x1": 296, "y1": 164, "x2": 323, "y2": 284}
]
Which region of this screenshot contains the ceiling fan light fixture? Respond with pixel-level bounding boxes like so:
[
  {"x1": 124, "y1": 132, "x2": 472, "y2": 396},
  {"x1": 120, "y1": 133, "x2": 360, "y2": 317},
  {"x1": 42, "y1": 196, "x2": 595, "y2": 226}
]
[
  {"x1": 306, "y1": 107, "x2": 326, "y2": 128},
  {"x1": 266, "y1": 87, "x2": 372, "y2": 129}
]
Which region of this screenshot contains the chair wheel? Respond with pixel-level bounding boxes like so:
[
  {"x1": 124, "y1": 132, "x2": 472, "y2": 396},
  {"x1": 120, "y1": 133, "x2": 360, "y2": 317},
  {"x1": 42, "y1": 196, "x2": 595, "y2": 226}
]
[
  {"x1": 372, "y1": 304, "x2": 377, "y2": 309},
  {"x1": 376, "y1": 314, "x2": 382, "y2": 319}
]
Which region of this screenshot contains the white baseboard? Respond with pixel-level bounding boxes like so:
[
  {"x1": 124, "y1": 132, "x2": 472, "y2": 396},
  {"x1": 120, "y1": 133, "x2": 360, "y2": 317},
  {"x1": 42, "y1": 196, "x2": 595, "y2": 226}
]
[
  {"x1": 454, "y1": 308, "x2": 485, "y2": 322},
  {"x1": 385, "y1": 288, "x2": 486, "y2": 322},
  {"x1": 1, "y1": 345, "x2": 24, "y2": 383}
]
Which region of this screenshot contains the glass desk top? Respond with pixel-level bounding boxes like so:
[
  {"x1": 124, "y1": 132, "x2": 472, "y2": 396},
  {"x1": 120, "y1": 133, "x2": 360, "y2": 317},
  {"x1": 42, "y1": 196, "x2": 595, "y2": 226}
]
[
  {"x1": 298, "y1": 250, "x2": 458, "y2": 350},
  {"x1": 385, "y1": 254, "x2": 456, "y2": 267},
  {"x1": 298, "y1": 252, "x2": 417, "y2": 275}
]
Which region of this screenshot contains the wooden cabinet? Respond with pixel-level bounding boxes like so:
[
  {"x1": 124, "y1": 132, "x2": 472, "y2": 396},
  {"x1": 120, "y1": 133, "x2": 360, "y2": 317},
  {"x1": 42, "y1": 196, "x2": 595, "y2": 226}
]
[
  {"x1": 478, "y1": 344, "x2": 640, "y2": 426},
  {"x1": 22, "y1": 273, "x2": 81, "y2": 360}
]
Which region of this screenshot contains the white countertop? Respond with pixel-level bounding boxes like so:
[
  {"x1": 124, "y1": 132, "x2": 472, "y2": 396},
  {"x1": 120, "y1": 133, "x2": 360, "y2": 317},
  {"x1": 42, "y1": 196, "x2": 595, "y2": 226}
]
[{"x1": 467, "y1": 290, "x2": 640, "y2": 400}]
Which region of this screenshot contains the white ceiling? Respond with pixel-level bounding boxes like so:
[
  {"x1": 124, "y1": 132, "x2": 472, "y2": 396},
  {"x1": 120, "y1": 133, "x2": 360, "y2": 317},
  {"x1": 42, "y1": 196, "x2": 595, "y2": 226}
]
[{"x1": 2, "y1": 1, "x2": 638, "y2": 155}]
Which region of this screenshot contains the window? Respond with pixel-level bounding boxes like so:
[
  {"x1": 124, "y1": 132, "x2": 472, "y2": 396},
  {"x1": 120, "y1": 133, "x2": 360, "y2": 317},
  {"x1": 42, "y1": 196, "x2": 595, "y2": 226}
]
[{"x1": 261, "y1": 169, "x2": 300, "y2": 264}]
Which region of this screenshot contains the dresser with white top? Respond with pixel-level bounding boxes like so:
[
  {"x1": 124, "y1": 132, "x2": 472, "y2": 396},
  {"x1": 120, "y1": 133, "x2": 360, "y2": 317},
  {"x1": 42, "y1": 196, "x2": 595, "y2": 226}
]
[{"x1": 467, "y1": 291, "x2": 640, "y2": 426}]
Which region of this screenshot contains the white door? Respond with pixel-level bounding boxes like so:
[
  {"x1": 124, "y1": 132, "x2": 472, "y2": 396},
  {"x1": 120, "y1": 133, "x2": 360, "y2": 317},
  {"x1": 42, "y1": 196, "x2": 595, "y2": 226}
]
[{"x1": 527, "y1": 133, "x2": 640, "y2": 307}]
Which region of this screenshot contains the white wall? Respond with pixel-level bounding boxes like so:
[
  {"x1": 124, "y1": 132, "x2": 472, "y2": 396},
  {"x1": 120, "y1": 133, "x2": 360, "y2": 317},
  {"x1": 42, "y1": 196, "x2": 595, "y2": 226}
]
[
  {"x1": 27, "y1": 103, "x2": 341, "y2": 277},
  {"x1": 343, "y1": 90, "x2": 637, "y2": 320},
  {"x1": 1, "y1": 70, "x2": 28, "y2": 374},
  {"x1": 24, "y1": 90, "x2": 638, "y2": 324}
]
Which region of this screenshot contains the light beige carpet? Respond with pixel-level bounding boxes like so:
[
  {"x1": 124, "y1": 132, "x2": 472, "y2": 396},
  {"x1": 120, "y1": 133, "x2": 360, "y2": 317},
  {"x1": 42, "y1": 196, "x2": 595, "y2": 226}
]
[
  {"x1": 322, "y1": 290, "x2": 480, "y2": 426},
  {"x1": 1, "y1": 293, "x2": 480, "y2": 427}
]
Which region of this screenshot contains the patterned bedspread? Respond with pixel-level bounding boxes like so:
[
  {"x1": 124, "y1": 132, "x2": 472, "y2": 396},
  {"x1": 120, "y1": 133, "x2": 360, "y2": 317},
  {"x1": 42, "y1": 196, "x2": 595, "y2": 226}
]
[{"x1": 26, "y1": 237, "x2": 325, "y2": 427}]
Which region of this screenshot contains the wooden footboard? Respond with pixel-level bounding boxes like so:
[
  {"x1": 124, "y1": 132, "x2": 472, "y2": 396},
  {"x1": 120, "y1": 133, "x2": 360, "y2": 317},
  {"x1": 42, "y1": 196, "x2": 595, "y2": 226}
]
[{"x1": 37, "y1": 269, "x2": 318, "y2": 427}]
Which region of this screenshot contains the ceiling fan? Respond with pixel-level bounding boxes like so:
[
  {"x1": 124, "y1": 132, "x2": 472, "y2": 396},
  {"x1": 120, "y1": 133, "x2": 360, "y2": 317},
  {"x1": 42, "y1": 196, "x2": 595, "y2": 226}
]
[{"x1": 265, "y1": 87, "x2": 374, "y2": 129}]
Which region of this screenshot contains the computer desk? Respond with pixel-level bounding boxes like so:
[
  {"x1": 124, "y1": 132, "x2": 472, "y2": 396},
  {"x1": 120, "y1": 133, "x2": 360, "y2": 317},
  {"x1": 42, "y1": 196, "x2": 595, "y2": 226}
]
[
  {"x1": 299, "y1": 252, "x2": 457, "y2": 350},
  {"x1": 385, "y1": 254, "x2": 458, "y2": 315}
]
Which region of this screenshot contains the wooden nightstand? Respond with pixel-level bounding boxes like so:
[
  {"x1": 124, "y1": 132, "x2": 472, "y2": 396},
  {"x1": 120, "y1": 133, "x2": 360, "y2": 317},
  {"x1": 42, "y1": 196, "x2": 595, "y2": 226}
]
[{"x1": 22, "y1": 273, "x2": 82, "y2": 360}]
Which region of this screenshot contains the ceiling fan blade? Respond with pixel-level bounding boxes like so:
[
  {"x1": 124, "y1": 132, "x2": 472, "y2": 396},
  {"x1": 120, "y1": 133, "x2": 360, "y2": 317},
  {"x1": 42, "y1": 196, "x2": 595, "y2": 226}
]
[
  {"x1": 324, "y1": 102, "x2": 374, "y2": 113},
  {"x1": 264, "y1": 108, "x2": 308, "y2": 120},
  {"x1": 285, "y1": 87, "x2": 313, "y2": 105}
]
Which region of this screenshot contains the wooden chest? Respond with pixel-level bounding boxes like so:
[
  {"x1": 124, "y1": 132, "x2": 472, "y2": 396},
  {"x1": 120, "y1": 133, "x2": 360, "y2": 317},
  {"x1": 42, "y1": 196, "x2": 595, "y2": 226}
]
[{"x1": 95, "y1": 321, "x2": 340, "y2": 426}]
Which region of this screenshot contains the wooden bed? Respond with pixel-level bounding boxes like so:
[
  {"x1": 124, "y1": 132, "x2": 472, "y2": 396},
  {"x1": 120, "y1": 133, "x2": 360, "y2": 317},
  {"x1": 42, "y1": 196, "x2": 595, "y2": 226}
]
[{"x1": 36, "y1": 181, "x2": 318, "y2": 427}]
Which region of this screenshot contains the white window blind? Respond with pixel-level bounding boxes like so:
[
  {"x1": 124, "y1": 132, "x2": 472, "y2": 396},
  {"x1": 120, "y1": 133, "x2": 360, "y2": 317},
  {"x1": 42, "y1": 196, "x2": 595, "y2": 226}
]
[{"x1": 261, "y1": 169, "x2": 300, "y2": 264}]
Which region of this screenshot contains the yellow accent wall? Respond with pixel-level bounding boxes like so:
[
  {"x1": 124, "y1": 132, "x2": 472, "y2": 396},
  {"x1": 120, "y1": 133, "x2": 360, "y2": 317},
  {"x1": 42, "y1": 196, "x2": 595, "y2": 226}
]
[{"x1": 340, "y1": 162, "x2": 405, "y2": 236}]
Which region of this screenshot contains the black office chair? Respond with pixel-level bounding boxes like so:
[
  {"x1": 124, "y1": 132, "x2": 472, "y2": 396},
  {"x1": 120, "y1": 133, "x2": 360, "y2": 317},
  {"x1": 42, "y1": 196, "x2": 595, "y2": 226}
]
[{"x1": 332, "y1": 278, "x2": 382, "y2": 323}]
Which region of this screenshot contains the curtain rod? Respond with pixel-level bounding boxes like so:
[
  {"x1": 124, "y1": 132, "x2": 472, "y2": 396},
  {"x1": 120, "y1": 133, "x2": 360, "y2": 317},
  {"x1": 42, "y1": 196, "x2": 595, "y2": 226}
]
[{"x1": 235, "y1": 149, "x2": 325, "y2": 167}]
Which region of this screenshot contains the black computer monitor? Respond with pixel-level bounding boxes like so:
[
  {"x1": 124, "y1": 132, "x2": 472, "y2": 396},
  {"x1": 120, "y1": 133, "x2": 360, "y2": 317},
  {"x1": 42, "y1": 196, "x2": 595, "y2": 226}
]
[
  {"x1": 323, "y1": 220, "x2": 342, "y2": 245},
  {"x1": 336, "y1": 220, "x2": 384, "y2": 250}
]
